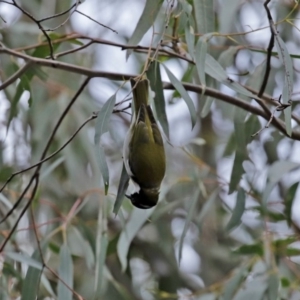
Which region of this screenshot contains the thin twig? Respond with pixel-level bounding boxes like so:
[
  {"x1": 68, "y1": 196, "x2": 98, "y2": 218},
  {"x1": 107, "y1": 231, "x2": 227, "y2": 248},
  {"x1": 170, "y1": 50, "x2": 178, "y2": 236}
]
[
  {"x1": 9, "y1": 0, "x2": 55, "y2": 59},
  {"x1": 75, "y1": 9, "x2": 118, "y2": 33},
  {"x1": 0, "y1": 175, "x2": 39, "y2": 251},
  {"x1": 0, "y1": 61, "x2": 32, "y2": 91},
  {"x1": 38, "y1": 1, "x2": 79, "y2": 22},
  {"x1": 0, "y1": 113, "x2": 96, "y2": 194},
  {"x1": 0, "y1": 78, "x2": 90, "y2": 251}
]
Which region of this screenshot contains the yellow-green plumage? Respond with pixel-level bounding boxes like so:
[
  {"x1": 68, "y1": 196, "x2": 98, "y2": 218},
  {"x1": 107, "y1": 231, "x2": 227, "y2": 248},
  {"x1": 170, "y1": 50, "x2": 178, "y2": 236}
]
[{"x1": 123, "y1": 78, "x2": 166, "y2": 209}]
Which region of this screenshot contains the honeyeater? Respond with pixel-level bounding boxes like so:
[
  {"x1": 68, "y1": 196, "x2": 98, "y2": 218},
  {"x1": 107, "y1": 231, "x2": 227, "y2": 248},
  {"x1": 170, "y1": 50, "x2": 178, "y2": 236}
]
[{"x1": 123, "y1": 78, "x2": 166, "y2": 209}]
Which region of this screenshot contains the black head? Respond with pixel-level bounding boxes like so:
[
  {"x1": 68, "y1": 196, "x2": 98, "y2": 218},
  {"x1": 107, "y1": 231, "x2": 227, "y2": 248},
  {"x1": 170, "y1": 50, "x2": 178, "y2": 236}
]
[{"x1": 126, "y1": 189, "x2": 159, "y2": 209}]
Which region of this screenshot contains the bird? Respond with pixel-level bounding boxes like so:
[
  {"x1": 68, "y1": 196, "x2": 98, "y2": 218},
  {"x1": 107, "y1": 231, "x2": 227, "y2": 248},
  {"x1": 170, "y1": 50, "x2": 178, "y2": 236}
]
[{"x1": 123, "y1": 77, "x2": 166, "y2": 209}]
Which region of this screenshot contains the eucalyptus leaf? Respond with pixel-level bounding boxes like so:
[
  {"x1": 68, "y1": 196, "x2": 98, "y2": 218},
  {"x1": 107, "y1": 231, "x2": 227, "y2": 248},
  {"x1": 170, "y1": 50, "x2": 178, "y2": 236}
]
[
  {"x1": 94, "y1": 94, "x2": 117, "y2": 194},
  {"x1": 113, "y1": 163, "x2": 130, "y2": 215},
  {"x1": 164, "y1": 65, "x2": 197, "y2": 128},
  {"x1": 126, "y1": 0, "x2": 162, "y2": 59},
  {"x1": 57, "y1": 244, "x2": 73, "y2": 300}
]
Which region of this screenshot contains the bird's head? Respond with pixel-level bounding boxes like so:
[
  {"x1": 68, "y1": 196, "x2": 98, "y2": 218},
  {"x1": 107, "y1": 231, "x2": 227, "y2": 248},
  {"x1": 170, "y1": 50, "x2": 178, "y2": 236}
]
[{"x1": 126, "y1": 189, "x2": 159, "y2": 209}]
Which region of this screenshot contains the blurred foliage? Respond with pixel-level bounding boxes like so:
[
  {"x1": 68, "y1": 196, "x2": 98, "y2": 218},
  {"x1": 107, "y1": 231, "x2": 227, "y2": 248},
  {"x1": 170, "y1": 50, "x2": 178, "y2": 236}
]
[{"x1": 0, "y1": 0, "x2": 300, "y2": 299}]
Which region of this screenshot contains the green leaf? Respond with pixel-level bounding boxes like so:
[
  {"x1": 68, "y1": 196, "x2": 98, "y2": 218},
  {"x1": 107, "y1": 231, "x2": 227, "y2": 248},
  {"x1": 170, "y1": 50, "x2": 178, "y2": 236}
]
[
  {"x1": 274, "y1": 36, "x2": 293, "y2": 136},
  {"x1": 94, "y1": 94, "x2": 117, "y2": 194},
  {"x1": 267, "y1": 273, "x2": 279, "y2": 300},
  {"x1": 57, "y1": 244, "x2": 73, "y2": 300},
  {"x1": 195, "y1": 36, "x2": 208, "y2": 88},
  {"x1": 164, "y1": 65, "x2": 197, "y2": 128},
  {"x1": 5, "y1": 252, "x2": 43, "y2": 270},
  {"x1": 94, "y1": 201, "x2": 108, "y2": 297},
  {"x1": 147, "y1": 61, "x2": 169, "y2": 138},
  {"x1": 198, "y1": 188, "x2": 219, "y2": 224},
  {"x1": 234, "y1": 278, "x2": 267, "y2": 300},
  {"x1": 117, "y1": 208, "x2": 154, "y2": 271},
  {"x1": 94, "y1": 146, "x2": 110, "y2": 195},
  {"x1": 233, "y1": 243, "x2": 263, "y2": 256},
  {"x1": 178, "y1": 189, "x2": 200, "y2": 263},
  {"x1": 185, "y1": 21, "x2": 195, "y2": 60},
  {"x1": 126, "y1": 0, "x2": 163, "y2": 59},
  {"x1": 21, "y1": 250, "x2": 43, "y2": 300},
  {"x1": 223, "y1": 267, "x2": 247, "y2": 300},
  {"x1": 193, "y1": 0, "x2": 215, "y2": 33},
  {"x1": 113, "y1": 163, "x2": 130, "y2": 215},
  {"x1": 285, "y1": 182, "x2": 299, "y2": 226},
  {"x1": 226, "y1": 188, "x2": 246, "y2": 232},
  {"x1": 8, "y1": 71, "x2": 33, "y2": 128},
  {"x1": 285, "y1": 248, "x2": 300, "y2": 256},
  {"x1": 229, "y1": 114, "x2": 248, "y2": 194},
  {"x1": 218, "y1": 46, "x2": 240, "y2": 69},
  {"x1": 205, "y1": 54, "x2": 255, "y2": 98},
  {"x1": 263, "y1": 161, "x2": 299, "y2": 207}
]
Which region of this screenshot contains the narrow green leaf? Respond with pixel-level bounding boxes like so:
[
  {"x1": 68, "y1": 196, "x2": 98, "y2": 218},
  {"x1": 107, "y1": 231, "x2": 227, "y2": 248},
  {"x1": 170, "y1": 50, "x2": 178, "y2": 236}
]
[
  {"x1": 178, "y1": 190, "x2": 200, "y2": 263},
  {"x1": 205, "y1": 54, "x2": 227, "y2": 82},
  {"x1": 94, "y1": 200, "x2": 108, "y2": 297},
  {"x1": 126, "y1": 0, "x2": 162, "y2": 59},
  {"x1": 218, "y1": 46, "x2": 240, "y2": 69},
  {"x1": 205, "y1": 54, "x2": 255, "y2": 98},
  {"x1": 146, "y1": 61, "x2": 169, "y2": 138},
  {"x1": 5, "y1": 252, "x2": 43, "y2": 270},
  {"x1": 117, "y1": 208, "x2": 154, "y2": 271},
  {"x1": 263, "y1": 161, "x2": 299, "y2": 206},
  {"x1": 113, "y1": 163, "x2": 130, "y2": 215},
  {"x1": 283, "y1": 84, "x2": 292, "y2": 136},
  {"x1": 21, "y1": 250, "x2": 43, "y2": 300},
  {"x1": 94, "y1": 146, "x2": 109, "y2": 195},
  {"x1": 285, "y1": 182, "x2": 299, "y2": 226},
  {"x1": 275, "y1": 35, "x2": 294, "y2": 99},
  {"x1": 285, "y1": 248, "x2": 300, "y2": 256},
  {"x1": 57, "y1": 244, "x2": 73, "y2": 300},
  {"x1": 164, "y1": 65, "x2": 197, "y2": 128},
  {"x1": 267, "y1": 273, "x2": 279, "y2": 300},
  {"x1": 198, "y1": 188, "x2": 219, "y2": 224},
  {"x1": 40, "y1": 156, "x2": 65, "y2": 180},
  {"x1": 195, "y1": 37, "x2": 207, "y2": 88},
  {"x1": 193, "y1": 0, "x2": 215, "y2": 33},
  {"x1": 234, "y1": 278, "x2": 267, "y2": 300},
  {"x1": 223, "y1": 267, "x2": 247, "y2": 300},
  {"x1": 200, "y1": 76, "x2": 216, "y2": 118},
  {"x1": 275, "y1": 36, "x2": 293, "y2": 136},
  {"x1": 94, "y1": 94, "x2": 117, "y2": 145},
  {"x1": 233, "y1": 243, "x2": 263, "y2": 256},
  {"x1": 94, "y1": 94, "x2": 117, "y2": 194},
  {"x1": 8, "y1": 72, "x2": 32, "y2": 128},
  {"x1": 226, "y1": 188, "x2": 246, "y2": 232},
  {"x1": 185, "y1": 21, "x2": 195, "y2": 60},
  {"x1": 229, "y1": 114, "x2": 248, "y2": 194}
]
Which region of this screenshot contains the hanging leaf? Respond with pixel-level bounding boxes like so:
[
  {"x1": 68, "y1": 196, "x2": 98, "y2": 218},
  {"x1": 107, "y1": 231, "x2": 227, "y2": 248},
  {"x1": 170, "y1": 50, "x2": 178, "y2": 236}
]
[
  {"x1": 113, "y1": 163, "x2": 130, "y2": 215},
  {"x1": 193, "y1": 0, "x2": 215, "y2": 33},
  {"x1": 117, "y1": 208, "x2": 154, "y2": 271},
  {"x1": 94, "y1": 94, "x2": 117, "y2": 194},
  {"x1": 57, "y1": 244, "x2": 73, "y2": 300},
  {"x1": 147, "y1": 61, "x2": 169, "y2": 138},
  {"x1": 178, "y1": 189, "x2": 200, "y2": 263},
  {"x1": 262, "y1": 161, "x2": 299, "y2": 207},
  {"x1": 126, "y1": 0, "x2": 162, "y2": 59},
  {"x1": 226, "y1": 188, "x2": 246, "y2": 232},
  {"x1": 285, "y1": 182, "x2": 299, "y2": 226},
  {"x1": 164, "y1": 65, "x2": 197, "y2": 128},
  {"x1": 195, "y1": 36, "x2": 208, "y2": 89},
  {"x1": 20, "y1": 250, "x2": 43, "y2": 300}
]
